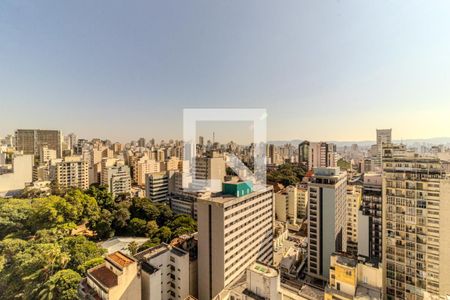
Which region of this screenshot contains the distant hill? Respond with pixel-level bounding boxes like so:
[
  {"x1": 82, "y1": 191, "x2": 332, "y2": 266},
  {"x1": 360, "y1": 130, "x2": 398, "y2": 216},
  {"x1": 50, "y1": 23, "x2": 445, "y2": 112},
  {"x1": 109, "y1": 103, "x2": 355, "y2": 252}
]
[{"x1": 269, "y1": 137, "x2": 450, "y2": 147}]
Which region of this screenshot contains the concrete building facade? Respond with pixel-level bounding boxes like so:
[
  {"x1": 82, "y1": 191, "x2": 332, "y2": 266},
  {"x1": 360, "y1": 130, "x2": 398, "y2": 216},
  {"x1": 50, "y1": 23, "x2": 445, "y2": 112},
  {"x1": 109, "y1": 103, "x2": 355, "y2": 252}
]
[
  {"x1": 308, "y1": 167, "x2": 347, "y2": 281},
  {"x1": 197, "y1": 184, "x2": 274, "y2": 300}
]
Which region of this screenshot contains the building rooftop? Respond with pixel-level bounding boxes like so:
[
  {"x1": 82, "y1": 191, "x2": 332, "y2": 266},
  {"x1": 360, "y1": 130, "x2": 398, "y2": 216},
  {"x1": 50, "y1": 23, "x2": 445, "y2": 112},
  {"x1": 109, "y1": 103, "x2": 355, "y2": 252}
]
[
  {"x1": 335, "y1": 254, "x2": 357, "y2": 268},
  {"x1": 89, "y1": 265, "x2": 118, "y2": 288},
  {"x1": 106, "y1": 251, "x2": 135, "y2": 269},
  {"x1": 200, "y1": 185, "x2": 273, "y2": 205},
  {"x1": 134, "y1": 244, "x2": 170, "y2": 261},
  {"x1": 250, "y1": 261, "x2": 278, "y2": 277}
]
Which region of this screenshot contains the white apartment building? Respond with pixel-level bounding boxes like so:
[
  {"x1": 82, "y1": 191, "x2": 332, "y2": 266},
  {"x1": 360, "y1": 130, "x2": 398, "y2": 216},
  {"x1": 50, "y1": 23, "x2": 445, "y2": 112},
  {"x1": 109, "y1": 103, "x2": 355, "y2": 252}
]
[
  {"x1": 101, "y1": 158, "x2": 131, "y2": 197},
  {"x1": 308, "y1": 167, "x2": 347, "y2": 281},
  {"x1": 0, "y1": 154, "x2": 33, "y2": 197},
  {"x1": 136, "y1": 243, "x2": 191, "y2": 300},
  {"x1": 198, "y1": 183, "x2": 274, "y2": 300},
  {"x1": 56, "y1": 156, "x2": 89, "y2": 189},
  {"x1": 382, "y1": 155, "x2": 450, "y2": 299},
  {"x1": 39, "y1": 144, "x2": 56, "y2": 164}
]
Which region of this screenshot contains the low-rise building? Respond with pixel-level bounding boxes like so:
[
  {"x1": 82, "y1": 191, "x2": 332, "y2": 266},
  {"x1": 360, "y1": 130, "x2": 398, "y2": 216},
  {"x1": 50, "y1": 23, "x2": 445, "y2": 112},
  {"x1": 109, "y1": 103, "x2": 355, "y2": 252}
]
[
  {"x1": 324, "y1": 253, "x2": 382, "y2": 300},
  {"x1": 79, "y1": 251, "x2": 141, "y2": 300},
  {"x1": 0, "y1": 154, "x2": 33, "y2": 197}
]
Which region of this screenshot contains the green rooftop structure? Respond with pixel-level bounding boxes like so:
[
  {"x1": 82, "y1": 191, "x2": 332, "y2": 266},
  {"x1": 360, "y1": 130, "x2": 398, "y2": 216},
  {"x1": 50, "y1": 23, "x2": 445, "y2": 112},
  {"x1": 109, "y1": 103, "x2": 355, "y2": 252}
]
[{"x1": 222, "y1": 181, "x2": 253, "y2": 197}]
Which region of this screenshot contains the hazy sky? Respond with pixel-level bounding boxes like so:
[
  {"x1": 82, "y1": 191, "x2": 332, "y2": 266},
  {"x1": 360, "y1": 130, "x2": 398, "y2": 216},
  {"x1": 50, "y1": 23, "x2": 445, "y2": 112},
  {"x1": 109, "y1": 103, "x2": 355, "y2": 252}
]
[{"x1": 1, "y1": 1, "x2": 450, "y2": 143}]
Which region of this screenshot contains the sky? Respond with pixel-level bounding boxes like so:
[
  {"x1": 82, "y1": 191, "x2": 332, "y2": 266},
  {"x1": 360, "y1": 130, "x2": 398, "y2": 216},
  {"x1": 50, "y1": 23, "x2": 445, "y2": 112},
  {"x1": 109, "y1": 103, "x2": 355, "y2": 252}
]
[{"x1": 1, "y1": 0, "x2": 450, "y2": 144}]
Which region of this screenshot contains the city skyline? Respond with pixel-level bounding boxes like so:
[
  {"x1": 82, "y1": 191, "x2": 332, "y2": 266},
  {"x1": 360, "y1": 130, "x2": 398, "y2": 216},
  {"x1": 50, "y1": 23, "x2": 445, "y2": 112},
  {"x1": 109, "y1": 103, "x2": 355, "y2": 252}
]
[{"x1": 2, "y1": 1, "x2": 450, "y2": 142}]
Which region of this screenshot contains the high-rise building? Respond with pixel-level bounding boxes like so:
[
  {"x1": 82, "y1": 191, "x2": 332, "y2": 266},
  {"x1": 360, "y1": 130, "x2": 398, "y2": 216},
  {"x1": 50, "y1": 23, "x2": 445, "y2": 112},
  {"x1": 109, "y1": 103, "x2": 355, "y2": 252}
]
[
  {"x1": 308, "y1": 167, "x2": 347, "y2": 281},
  {"x1": 138, "y1": 137, "x2": 146, "y2": 148},
  {"x1": 382, "y1": 154, "x2": 450, "y2": 299},
  {"x1": 346, "y1": 184, "x2": 362, "y2": 256},
  {"x1": 56, "y1": 156, "x2": 89, "y2": 189},
  {"x1": 15, "y1": 129, "x2": 62, "y2": 158},
  {"x1": 298, "y1": 141, "x2": 310, "y2": 167},
  {"x1": 101, "y1": 159, "x2": 131, "y2": 197},
  {"x1": 297, "y1": 183, "x2": 309, "y2": 220},
  {"x1": 197, "y1": 183, "x2": 274, "y2": 300},
  {"x1": 300, "y1": 142, "x2": 337, "y2": 171},
  {"x1": 134, "y1": 156, "x2": 160, "y2": 187},
  {"x1": 146, "y1": 172, "x2": 169, "y2": 202},
  {"x1": 194, "y1": 151, "x2": 226, "y2": 192},
  {"x1": 358, "y1": 172, "x2": 382, "y2": 262},
  {"x1": 375, "y1": 129, "x2": 392, "y2": 169}
]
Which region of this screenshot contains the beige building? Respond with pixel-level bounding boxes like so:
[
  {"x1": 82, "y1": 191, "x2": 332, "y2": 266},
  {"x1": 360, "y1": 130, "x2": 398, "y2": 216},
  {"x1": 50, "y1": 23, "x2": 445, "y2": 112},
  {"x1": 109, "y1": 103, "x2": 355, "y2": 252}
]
[
  {"x1": 0, "y1": 154, "x2": 33, "y2": 197},
  {"x1": 79, "y1": 251, "x2": 141, "y2": 300},
  {"x1": 56, "y1": 156, "x2": 89, "y2": 189},
  {"x1": 297, "y1": 183, "x2": 308, "y2": 221},
  {"x1": 39, "y1": 144, "x2": 57, "y2": 164},
  {"x1": 382, "y1": 154, "x2": 450, "y2": 299},
  {"x1": 325, "y1": 253, "x2": 382, "y2": 300},
  {"x1": 308, "y1": 167, "x2": 347, "y2": 281},
  {"x1": 134, "y1": 155, "x2": 160, "y2": 187},
  {"x1": 197, "y1": 183, "x2": 274, "y2": 300},
  {"x1": 194, "y1": 151, "x2": 226, "y2": 192},
  {"x1": 275, "y1": 185, "x2": 298, "y2": 225},
  {"x1": 346, "y1": 184, "x2": 362, "y2": 256}
]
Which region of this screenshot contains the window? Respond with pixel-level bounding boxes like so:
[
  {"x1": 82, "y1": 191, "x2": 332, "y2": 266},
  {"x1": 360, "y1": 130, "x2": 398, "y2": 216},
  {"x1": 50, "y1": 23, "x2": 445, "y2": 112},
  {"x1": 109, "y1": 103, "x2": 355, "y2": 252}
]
[{"x1": 337, "y1": 283, "x2": 340, "y2": 291}]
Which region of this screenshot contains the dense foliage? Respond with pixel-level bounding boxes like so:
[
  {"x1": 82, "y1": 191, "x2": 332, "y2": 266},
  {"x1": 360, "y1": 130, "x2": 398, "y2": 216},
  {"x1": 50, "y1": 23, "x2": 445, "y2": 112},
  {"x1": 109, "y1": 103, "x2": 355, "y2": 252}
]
[
  {"x1": 337, "y1": 158, "x2": 352, "y2": 171},
  {"x1": 266, "y1": 163, "x2": 307, "y2": 186},
  {"x1": 0, "y1": 185, "x2": 197, "y2": 299}
]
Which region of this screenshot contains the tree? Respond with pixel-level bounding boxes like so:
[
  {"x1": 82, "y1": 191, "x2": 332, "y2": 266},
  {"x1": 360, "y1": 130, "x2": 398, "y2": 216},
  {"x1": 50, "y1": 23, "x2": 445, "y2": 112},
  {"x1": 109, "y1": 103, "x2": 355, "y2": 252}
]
[
  {"x1": 0, "y1": 198, "x2": 33, "y2": 239},
  {"x1": 129, "y1": 218, "x2": 147, "y2": 236},
  {"x1": 145, "y1": 220, "x2": 159, "y2": 237},
  {"x1": 37, "y1": 269, "x2": 81, "y2": 300},
  {"x1": 155, "y1": 203, "x2": 173, "y2": 226},
  {"x1": 77, "y1": 257, "x2": 104, "y2": 276},
  {"x1": 156, "y1": 226, "x2": 172, "y2": 243},
  {"x1": 60, "y1": 236, "x2": 106, "y2": 270},
  {"x1": 112, "y1": 202, "x2": 131, "y2": 230},
  {"x1": 130, "y1": 197, "x2": 159, "y2": 220},
  {"x1": 90, "y1": 209, "x2": 114, "y2": 240},
  {"x1": 128, "y1": 241, "x2": 138, "y2": 255},
  {"x1": 63, "y1": 189, "x2": 100, "y2": 223},
  {"x1": 85, "y1": 185, "x2": 114, "y2": 210},
  {"x1": 169, "y1": 215, "x2": 196, "y2": 232}
]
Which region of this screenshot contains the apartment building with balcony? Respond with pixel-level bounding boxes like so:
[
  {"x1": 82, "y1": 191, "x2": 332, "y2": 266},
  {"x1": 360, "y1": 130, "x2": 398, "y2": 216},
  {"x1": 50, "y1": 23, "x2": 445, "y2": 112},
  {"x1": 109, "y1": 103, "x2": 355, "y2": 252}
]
[{"x1": 382, "y1": 155, "x2": 450, "y2": 299}]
